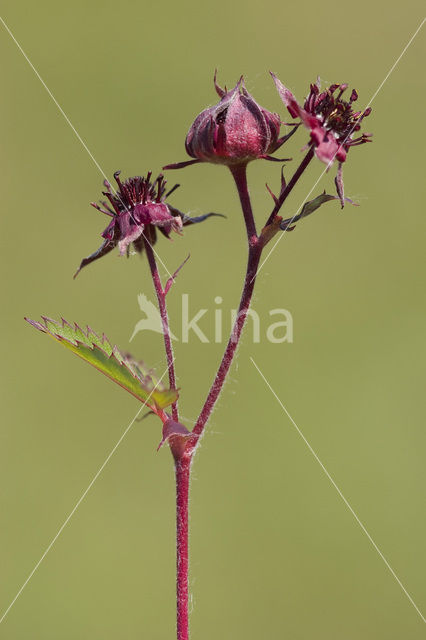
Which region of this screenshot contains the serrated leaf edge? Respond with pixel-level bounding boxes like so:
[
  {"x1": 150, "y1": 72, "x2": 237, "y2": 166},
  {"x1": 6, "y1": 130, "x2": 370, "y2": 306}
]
[{"x1": 25, "y1": 316, "x2": 178, "y2": 410}]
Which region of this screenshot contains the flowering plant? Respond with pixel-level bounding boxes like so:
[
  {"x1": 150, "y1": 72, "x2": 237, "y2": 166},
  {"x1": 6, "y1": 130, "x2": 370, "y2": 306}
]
[{"x1": 27, "y1": 71, "x2": 372, "y2": 640}]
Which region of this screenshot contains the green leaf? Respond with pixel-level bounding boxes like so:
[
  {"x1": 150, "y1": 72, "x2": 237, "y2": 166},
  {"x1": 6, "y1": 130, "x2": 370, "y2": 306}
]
[
  {"x1": 298, "y1": 192, "x2": 358, "y2": 219},
  {"x1": 25, "y1": 317, "x2": 178, "y2": 410},
  {"x1": 280, "y1": 191, "x2": 358, "y2": 231}
]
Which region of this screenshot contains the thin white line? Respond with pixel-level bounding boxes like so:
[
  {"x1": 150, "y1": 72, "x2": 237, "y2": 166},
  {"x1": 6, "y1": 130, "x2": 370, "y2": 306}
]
[
  {"x1": 0, "y1": 15, "x2": 173, "y2": 279},
  {"x1": 367, "y1": 17, "x2": 425, "y2": 106},
  {"x1": 0, "y1": 16, "x2": 106, "y2": 181},
  {"x1": 0, "y1": 363, "x2": 172, "y2": 625},
  {"x1": 256, "y1": 17, "x2": 425, "y2": 279},
  {"x1": 250, "y1": 356, "x2": 426, "y2": 624}
]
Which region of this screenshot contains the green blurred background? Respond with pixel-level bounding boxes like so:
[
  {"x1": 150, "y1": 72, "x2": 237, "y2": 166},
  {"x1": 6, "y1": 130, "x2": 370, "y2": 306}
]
[{"x1": 1, "y1": 1, "x2": 425, "y2": 638}]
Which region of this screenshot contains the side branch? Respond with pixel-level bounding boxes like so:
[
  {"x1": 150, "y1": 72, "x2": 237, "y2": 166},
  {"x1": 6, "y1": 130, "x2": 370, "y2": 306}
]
[
  {"x1": 265, "y1": 146, "x2": 315, "y2": 226},
  {"x1": 143, "y1": 236, "x2": 179, "y2": 421},
  {"x1": 191, "y1": 243, "x2": 262, "y2": 440}
]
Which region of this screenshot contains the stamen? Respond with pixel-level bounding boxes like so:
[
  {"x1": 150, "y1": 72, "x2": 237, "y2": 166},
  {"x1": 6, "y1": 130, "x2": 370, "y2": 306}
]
[
  {"x1": 165, "y1": 183, "x2": 180, "y2": 199},
  {"x1": 113, "y1": 170, "x2": 125, "y2": 195},
  {"x1": 103, "y1": 190, "x2": 122, "y2": 216},
  {"x1": 90, "y1": 201, "x2": 114, "y2": 217}
]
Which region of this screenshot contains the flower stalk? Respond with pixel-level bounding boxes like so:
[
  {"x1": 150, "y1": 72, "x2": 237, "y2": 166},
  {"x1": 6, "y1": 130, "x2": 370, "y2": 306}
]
[
  {"x1": 189, "y1": 163, "x2": 262, "y2": 440},
  {"x1": 143, "y1": 235, "x2": 179, "y2": 421},
  {"x1": 265, "y1": 146, "x2": 315, "y2": 225},
  {"x1": 173, "y1": 163, "x2": 262, "y2": 640},
  {"x1": 178, "y1": 154, "x2": 326, "y2": 639}
]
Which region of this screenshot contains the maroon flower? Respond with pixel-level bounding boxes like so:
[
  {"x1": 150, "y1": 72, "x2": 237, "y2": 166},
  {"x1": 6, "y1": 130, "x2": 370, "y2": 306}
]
[
  {"x1": 272, "y1": 74, "x2": 372, "y2": 164},
  {"x1": 164, "y1": 73, "x2": 296, "y2": 170},
  {"x1": 74, "y1": 172, "x2": 220, "y2": 278},
  {"x1": 272, "y1": 74, "x2": 372, "y2": 205}
]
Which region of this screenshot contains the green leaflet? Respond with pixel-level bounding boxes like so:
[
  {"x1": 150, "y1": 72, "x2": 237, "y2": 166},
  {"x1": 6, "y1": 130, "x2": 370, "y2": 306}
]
[{"x1": 25, "y1": 316, "x2": 178, "y2": 411}]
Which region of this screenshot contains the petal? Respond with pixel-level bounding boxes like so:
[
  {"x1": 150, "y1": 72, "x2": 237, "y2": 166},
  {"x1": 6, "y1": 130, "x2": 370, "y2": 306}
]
[
  {"x1": 137, "y1": 202, "x2": 172, "y2": 226},
  {"x1": 298, "y1": 110, "x2": 320, "y2": 132},
  {"x1": 311, "y1": 128, "x2": 341, "y2": 165},
  {"x1": 118, "y1": 213, "x2": 144, "y2": 255}
]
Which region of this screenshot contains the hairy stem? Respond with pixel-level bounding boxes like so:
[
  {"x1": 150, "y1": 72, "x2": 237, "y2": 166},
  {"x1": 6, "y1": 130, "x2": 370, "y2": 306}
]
[
  {"x1": 175, "y1": 455, "x2": 191, "y2": 640},
  {"x1": 230, "y1": 163, "x2": 258, "y2": 243},
  {"x1": 175, "y1": 163, "x2": 261, "y2": 640},
  {"x1": 174, "y1": 153, "x2": 316, "y2": 639},
  {"x1": 265, "y1": 146, "x2": 315, "y2": 226},
  {"x1": 143, "y1": 236, "x2": 179, "y2": 421},
  {"x1": 190, "y1": 163, "x2": 262, "y2": 441}
]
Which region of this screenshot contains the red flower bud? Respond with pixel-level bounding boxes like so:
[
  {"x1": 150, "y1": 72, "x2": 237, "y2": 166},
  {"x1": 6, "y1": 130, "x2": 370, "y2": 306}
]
[{"x1": 164, "y1": 74, "x2": 293, "y2": 170}]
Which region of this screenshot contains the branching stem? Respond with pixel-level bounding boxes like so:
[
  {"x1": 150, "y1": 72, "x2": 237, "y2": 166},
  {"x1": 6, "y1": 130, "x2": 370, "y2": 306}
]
[
  {"x1": 172, "y1": 163, "x2": 262, "y2": 640},
  {"x1": 265, "y1": 146, "x2": 315, "y2": 226},
  {"x1": 170, "y1": 156, "x2": 315, "y2": 640}
]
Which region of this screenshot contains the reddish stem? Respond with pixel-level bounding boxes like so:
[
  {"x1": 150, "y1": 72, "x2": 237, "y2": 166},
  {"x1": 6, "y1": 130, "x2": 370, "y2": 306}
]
[
  {"x1": 172, "y1": 164, "x2": 261, "y2": 640},
  {"x1": 175, "y1": 156, "x2": 316, "y2": 640},
  {"x1": 230, "y1": 163, "x2": 258, "y2": 244},
  {"x1": 143, "y1": 236, "x2": 179, "y2": 421},
  {"x1": 171, "y1": 148, "x2": 319, "y2": 640},
  {"x1": 189, "y1": 164, "x2": 262, "y2": 442},
  {"x1": 175, "y1": 455, "x2": 191, "y2": 640},
  {"x1": 144, "y1": 238, "x2": 189, "y2": 638},
  {"x1": 265, "y1": 146, "x2": 315, "y2": 226}
]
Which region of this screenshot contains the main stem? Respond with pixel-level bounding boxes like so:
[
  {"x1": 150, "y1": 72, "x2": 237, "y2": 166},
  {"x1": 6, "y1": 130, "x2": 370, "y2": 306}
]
[
  {"x1": 191, "y1": 163, "x2": 262, "y2": 440},
  {"x1": 143, "y1": 236, "x2": 179, "y2": 421},
  {"x1": 175, "y1": 455, "x2": 191, "y2": 640},
  {"x1": 174, "y1": 154, "x2": 317, "y2": 640},
  {"x1": 144, "y1": 236, "x2": 188, "y2": 637},
  {"x1": 172, "y1": 164, "x2": 261, "y2": 640}
]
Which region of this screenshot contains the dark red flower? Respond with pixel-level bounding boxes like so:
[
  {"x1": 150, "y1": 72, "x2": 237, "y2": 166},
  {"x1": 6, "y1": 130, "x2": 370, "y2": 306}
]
[
  {"x1": 164, "y1": 73, "x2": 296, "y2": 170},
  {"x1": 272, "y1": 74, "x2": 372, "y2": 206},
  {"x1": 272, "y1": 74, "x2": 372, "y2": 165},
  {"x1": 74, "y1": 172, "x2": 221, "y2": 278}
]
